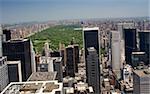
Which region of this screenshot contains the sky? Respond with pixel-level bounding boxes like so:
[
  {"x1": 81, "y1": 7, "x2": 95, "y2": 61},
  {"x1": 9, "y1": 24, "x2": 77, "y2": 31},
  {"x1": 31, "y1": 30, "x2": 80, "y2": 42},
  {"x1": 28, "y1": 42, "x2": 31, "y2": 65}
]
[{"x1": 0, "y1": 0, "x2": 149, "y2": 24}]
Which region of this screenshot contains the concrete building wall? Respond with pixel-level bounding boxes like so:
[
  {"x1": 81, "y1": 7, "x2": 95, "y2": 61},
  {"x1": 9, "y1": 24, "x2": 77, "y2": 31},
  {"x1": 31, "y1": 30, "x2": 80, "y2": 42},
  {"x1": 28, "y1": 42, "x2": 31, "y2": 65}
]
[
  {"x1": 111, "y1": 31, "x2": 121, "y2": 79},
  {"x1": 0, "y1": 57, "x2": 9, "y2": 92},
  {"x1": 86, "y1": 47, "x2": 100, "y2": 94},
  {"x1": 133, "y1": 70, "x2": 150, "y2": 94},
  {"x1": 53, "y1": 58, "x2": 63, "y2": 82}
]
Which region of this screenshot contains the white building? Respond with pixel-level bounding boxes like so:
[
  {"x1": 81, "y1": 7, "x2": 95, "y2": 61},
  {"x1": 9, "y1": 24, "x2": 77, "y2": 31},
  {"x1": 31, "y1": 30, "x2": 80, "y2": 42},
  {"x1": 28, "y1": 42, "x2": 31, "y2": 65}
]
[
  {"x1": 1, "y1": 80, "x2": 63, "y2": 94},
  {"x1": 111, "y1": 31, "x2": 121, "y2": 79}
]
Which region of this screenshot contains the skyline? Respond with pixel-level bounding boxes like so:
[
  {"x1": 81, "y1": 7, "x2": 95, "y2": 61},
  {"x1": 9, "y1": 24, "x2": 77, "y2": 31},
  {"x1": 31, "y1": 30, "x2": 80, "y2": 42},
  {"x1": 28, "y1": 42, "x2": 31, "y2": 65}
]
[{"x1": 0, "y1": 0, "x2": 149, "y2": 24}]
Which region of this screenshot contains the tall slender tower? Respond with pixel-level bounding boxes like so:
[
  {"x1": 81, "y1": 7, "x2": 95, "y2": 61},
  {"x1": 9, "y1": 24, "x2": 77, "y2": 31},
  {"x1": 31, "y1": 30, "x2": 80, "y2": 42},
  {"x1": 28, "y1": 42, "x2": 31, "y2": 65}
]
[
  {"x1": 83, "y1": 27, "x2": 100, "y2": 93},
  {"x1": 111, "y1": 31, "x2": 121, "y2": 79},
  {"x1": 86, "y1": 47, "x2": 100, "y2": 93},
  {"x1": 0, "y1": 25, "x2": 9, "y2": 92},
  {"x1": 0, "y1": 25, "x2": 3, "y2": 57},
  {"x1": 138, "y1": 31, "x2": 150, "y2": 65}
]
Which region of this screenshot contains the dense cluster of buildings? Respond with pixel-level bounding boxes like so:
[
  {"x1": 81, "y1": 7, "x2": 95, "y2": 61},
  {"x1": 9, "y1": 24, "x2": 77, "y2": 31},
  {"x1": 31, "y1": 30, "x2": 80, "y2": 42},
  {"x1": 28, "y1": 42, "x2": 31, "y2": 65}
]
[{"x1": 0, "y1": 18, "x2": 150, "y2": 94}]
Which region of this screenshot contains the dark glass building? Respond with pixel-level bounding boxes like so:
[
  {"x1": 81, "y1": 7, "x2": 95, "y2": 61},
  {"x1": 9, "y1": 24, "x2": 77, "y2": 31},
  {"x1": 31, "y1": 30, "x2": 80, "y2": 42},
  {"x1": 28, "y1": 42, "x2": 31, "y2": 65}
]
[
  {"x1": 138, "y1": 31, "x2": 150, "y2": 65},
  {"x1": 73, "y1": 44, "x2": 79, "y2": 72},
  {"x1": 86, "y1": 47, "x2": 100, "y2": 93},
  {"x1": 83, "y1": 28, "x2": 100, "y2": 56},
  {"x1": 7, "y1": 64, "x2": 19, "y2": 82},
  {"x1": 83, "y1": 27, "x2": 100, "y2": 93},
  {"x1": 65, "y1": 45, "x2": 75, "y2": 77},
  {"x1": 3, "y1": 29, "x2": 11, "y2": 41},
  {"x1": 3, "y1": 39, "x2": 32, "y2": 81},
  {"x1": 124, "y1": 29, "x2": 137, "y2": 64}
]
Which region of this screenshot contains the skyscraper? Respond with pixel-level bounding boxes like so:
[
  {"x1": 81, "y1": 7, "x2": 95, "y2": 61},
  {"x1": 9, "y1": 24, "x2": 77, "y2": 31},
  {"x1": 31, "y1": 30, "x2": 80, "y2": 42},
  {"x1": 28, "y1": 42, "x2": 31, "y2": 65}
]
[
  {"x1": 0, "y1": 57, "x2": 9, "y2": 92},
  {"x1": 133, "y1": 69, "x2": 150, "y2": 94},
  {"x1": 111, "y1": 31, "x2": 121, "y2": 79},
  {"x1": 0, "y1": 25, "x2": 9, "y2": 92},
  {"x1": 7, "y1": 61, "x2": 22, "y2": 82},
  {"x1": 53, "y1": 57, "x2": 63, "y2": 82},
  {"x1": 65, "y1": 45, "x2": 75, "y2": 77},
  {"x1": 83, "y1": 27, "x2": 100, "y2": 57},
  {"x1": 3, "y1": 39, "x2": 33, "y2": 81},
  {"x1": 73, "y1": 44, "x2": 79, "y2": 72},
  {"x1": 138, "y1": 31, "x2": 150, "y2": 65},
  {"x1": 86, "y1": 47, "x2": 100, "y2": 93},
  {"x1": 131, "y1": 52, "x2": 146, "y2": 67},
  {"x1": 0, "y1": 25, "x2": 3, "y2": 56},
  {"x1": 83, "y1": 27, "x2": 100, "y2": 93},
  {"x1": 3, "y1": 29, "x2": 11, "y2": 41},
  {"x1": 30, "y1": 40, "x2": 36, "y2": 72},
  {"x1": 124, "y1": 29, "x2": 137, "y2": 64},
  {"x1": 117, "y1": 23, "x2": 136, "y2": 66}
]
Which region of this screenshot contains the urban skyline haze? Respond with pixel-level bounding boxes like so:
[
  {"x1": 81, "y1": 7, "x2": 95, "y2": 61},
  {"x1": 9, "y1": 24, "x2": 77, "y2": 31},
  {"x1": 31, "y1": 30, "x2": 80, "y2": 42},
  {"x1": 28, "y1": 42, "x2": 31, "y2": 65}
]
[{"x1": 0, "y1": 0, "x2": 149, "y2": 24}]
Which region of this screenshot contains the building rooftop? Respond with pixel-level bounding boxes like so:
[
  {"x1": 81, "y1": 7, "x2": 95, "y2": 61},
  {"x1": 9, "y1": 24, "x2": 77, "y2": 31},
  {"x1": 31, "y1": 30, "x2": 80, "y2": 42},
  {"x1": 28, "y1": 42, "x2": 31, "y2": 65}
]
[
  {"x1": 52, "y1": 57, "x2": 62, "y2": 63},
  {"x1": 133, "y1": 69, "x2": 150, "y2": 77},
  {"x1": 1, "y1": 81, "x2": 63, "y2": 94},
  {"x1": 83, "y1": 27, "x2": 99, "y2": 31},
  {"x1": 28, "y1": 72, "x2": 57, "y2": 81},
  {"x1": 87, "y1": 47, "x2": 96, "y2": 52},
  {"x1": 132, "y1": 51, "x2": 145, "y2": 55},
  {"x1": 7, "y1": 60, "x2": 21, "y2": 64},
  {"x1": 6, "y1": 38, "x2": 29, "y2": 42},
  {"x1": 139, "y1": 30, "x2": 150, "y2": 32},
  {"x1": 65, "y1": 81, "x2": 94, "y2": 94}
]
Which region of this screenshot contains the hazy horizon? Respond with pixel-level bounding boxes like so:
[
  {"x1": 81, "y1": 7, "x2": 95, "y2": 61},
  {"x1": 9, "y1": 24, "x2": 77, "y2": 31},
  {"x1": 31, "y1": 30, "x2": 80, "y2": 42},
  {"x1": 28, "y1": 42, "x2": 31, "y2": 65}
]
[{"x1": 0, "y1": 0, "x2": 149, "y2": 24}]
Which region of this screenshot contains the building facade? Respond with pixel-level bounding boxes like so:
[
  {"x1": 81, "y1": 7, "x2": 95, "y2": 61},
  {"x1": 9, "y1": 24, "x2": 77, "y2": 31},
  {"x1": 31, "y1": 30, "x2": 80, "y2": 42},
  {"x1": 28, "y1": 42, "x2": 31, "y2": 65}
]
[
  {"x1": 111, "y1": 31, "x2": 121, "y2": 79},
  {"x1": 0, "y1": 57, "x2": 9, "y2": 92},
  {"x1": 65, "y1": 45, "x2": 75, "y2": 77},
  {"x1": 7, "y1": 61, "x2": 22, "y2": 82},
  {"x1": 3, "y1": 39, "x2": 32, "y2": 81},
  {"x1": 86, "y1": 47, "x2": 100, "y2": 94},
  {"x1": 124, "y1": 28, "x2": 137, "y2": 64},
  {"x1": 133, "y1": 69, "x2": 150, "y2": 94},
  {"x1": 138, "y1": 31, "x2": 150, "y2": 65}
]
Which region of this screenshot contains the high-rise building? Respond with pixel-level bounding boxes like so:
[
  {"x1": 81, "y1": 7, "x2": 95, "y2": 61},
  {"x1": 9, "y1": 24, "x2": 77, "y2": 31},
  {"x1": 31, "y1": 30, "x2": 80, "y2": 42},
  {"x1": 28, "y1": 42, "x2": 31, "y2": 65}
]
[
  {"x1": 117, "y1": 23, "x2": 136, "y2": 66},
  {"x1": 53, "y1": 57, "x2": 63, "y2": 82},
  {"x1": 124, "y1": 28, "x2": 137, "y2": 64},
  {"x1": 0, "y1": 26, "x2": 9, "y2": 92},
  {"x1": 83, "y1": 27, "x2": 100, "y2": 57},
  {"x1": 3, "y1": 29, "x2": 11, "y2": 41},
  {"x1": 131, "y1": 52, "x2": 147, "y2": 67},
  {"x1": 30, "y1": 40, "x2": 36, "y2": 72},
  {"x1": 3, "y1": 39, "x2": 32, "y2": 81},
  {"x1": 83, "y1": 27, "x2": 100, "y2": 93},
  {"x1": 7, "y1": 61, "x2": 22, "y2": 82},
  {"x1": 59, "y1": 43, "x2": 65, "y2": 66},
  {"x1": 65, "y1": 45, "x2": 75, "y2": 77},
  {"x1": 73, "y1": 44, "x2": 79, "y2": 72},
  {"x1": 138, "y1": 31, "x2": 150, "y2": 65},
  {"x1": 111, "y1": 31, "x2": 121, "y2": 79},
  {"x1": 65, "y1": 44, "x2": 79, "y2": 77},
  {"x1": 86, "y1": 47, "x2": 100, "y2": 93},
  {"x1": 0, "y1": 25, "x2": 3, "y2": 57},
  {"x1": 133, "y1": 69, "x2": 150, "y2": 94},
  {"x1": 0, "y1": 57, "x2": 9, "y2": 92}
]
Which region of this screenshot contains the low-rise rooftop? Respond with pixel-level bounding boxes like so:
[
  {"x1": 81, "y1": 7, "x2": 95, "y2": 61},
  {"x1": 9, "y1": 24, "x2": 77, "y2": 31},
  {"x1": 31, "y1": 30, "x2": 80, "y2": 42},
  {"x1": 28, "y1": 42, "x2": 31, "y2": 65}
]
[
  {"x1": 133, "y1": 69, "x2": 150, "y2": 77},
  {"x1": 28, "y1": 72, "x2": 57, "y2": 81},
  {"x1": 1, "y1": 81, "x2": 63, "y2": 94}
]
